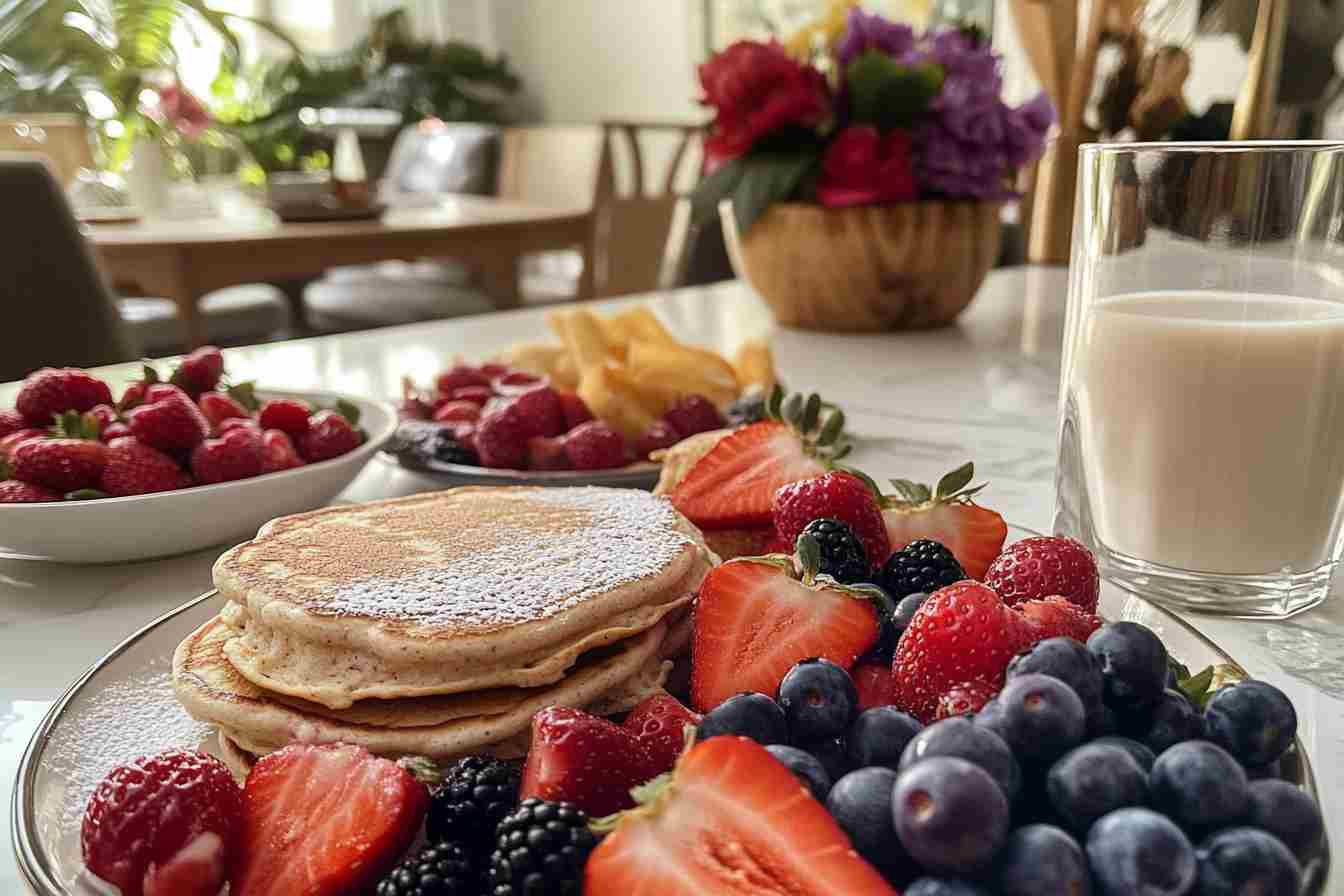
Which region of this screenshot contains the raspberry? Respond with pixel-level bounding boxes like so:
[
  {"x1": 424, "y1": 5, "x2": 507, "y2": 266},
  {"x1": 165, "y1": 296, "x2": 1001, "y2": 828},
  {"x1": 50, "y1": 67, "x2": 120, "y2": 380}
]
[{"x1": 662, "y1": 393, "x2": 725, "y2": 438}]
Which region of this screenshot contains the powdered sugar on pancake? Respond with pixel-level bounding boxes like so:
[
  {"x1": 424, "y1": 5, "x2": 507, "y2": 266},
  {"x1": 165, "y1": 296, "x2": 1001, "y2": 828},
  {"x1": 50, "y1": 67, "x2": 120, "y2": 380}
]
[{"x1": 304, "y1": 488, "x2": 694, "y2": 628}]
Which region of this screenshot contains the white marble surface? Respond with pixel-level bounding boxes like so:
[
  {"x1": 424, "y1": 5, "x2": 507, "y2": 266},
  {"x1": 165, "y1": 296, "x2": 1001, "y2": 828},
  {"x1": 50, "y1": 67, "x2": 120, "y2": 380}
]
[{"x1": 3, "y1": 268, "x2": 1341, "y2": 892}]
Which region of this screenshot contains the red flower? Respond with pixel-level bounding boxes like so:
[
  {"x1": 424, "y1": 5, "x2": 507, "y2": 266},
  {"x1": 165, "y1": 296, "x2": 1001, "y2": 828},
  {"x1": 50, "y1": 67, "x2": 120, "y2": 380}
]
[
  {"x1": 154, "y1": 84, "x2": 212, "y2": 139},
  {"x1": 699, "y1": 40, "x2": 829, "y2": 166},
  {"x1": 817, "y1": 126, "x2": 917, "y2": 207}
]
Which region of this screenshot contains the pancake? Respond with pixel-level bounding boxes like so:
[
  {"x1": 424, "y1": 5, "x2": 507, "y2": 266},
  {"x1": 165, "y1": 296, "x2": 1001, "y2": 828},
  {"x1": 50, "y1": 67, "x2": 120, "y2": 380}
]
[
  {"x1": 221, "y1": 589, "x2": 691, "y2": 709},
  {"x1": 174, "y1": 615, "x2": 669, "y2": 759},
  {"x1": 213, "y1": 486, "x2": 712, "y2": 708}
]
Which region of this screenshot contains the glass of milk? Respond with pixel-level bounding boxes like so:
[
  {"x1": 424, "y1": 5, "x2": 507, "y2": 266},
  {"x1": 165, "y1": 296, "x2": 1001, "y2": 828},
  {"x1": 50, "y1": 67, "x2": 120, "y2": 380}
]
[{"x1": 1056, "y1": 142, "x2": 1344, "y2": 617}]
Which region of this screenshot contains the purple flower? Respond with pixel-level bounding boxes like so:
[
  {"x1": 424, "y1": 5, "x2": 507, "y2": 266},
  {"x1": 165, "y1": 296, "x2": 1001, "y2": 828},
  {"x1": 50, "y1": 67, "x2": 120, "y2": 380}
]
[
  {"x1": 836, "y1": 7, "x2": 917, "y2": 69},
  {"x1": 914, "y1": 122, "x2": 1015, "y2": 199},
  {"x1": 1001, "y1": 93, "x2": 1055, "y2": 167},
  {"x1": 929, "y1": 29, "x2": 1001, "y2": 95}
]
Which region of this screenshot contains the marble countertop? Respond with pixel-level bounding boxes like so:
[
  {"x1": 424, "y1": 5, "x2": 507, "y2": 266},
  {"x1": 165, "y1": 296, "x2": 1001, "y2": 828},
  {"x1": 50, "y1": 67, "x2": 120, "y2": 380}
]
[{"x1": 4, "y1": 267, "x2": 1341, "y2": 891}]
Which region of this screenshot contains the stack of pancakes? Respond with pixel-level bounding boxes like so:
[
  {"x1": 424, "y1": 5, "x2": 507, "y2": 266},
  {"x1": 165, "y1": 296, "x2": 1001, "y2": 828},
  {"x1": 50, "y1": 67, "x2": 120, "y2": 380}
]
[{"x1": 173, "y1": 486, "x2": 714, "y2": 768}]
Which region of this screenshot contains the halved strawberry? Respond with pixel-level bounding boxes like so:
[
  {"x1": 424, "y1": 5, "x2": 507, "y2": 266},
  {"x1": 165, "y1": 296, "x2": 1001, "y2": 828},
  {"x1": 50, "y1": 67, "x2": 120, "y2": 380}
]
[
  {"x1": 520, "y1": 707, "x2": 665, "y2": 817},
  {"x1": 585, "y1": 736, "x2": 897, "y2": 895},
  {"x1": 853, "y1": 659, "x2": 895, "y2": 711},
  {"x1": 891, "y1": 580, "x2": 1039, "y2": 723},
  {"x1": 623, "y1": 694, "x2": 702, "y2": 772},
  {"x1": 670, "y1": 390, "x2": 846, "y2": 530},
  {"x1": 881, "y1": 462, "x2": 1007, "y2": 578},
  {"x1": 690, "y1": 557, "x2": 879, "y2": 712},
  {"x1": 230, "y1": 743, "x2": 428, "y2": 896}
]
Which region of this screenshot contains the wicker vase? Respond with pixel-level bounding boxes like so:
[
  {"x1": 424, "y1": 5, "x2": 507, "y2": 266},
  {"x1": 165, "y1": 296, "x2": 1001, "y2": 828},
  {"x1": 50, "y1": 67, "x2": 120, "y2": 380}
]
[{"x1": 721, "y1": 200, "x2": 1003, "y2": 331}]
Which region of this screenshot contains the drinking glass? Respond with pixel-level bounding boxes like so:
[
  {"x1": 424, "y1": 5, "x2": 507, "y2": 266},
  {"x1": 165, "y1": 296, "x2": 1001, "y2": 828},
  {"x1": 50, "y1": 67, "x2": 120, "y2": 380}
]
[{"x1": 1055, "y1": 142, "x2": 1344, "y2": 618}]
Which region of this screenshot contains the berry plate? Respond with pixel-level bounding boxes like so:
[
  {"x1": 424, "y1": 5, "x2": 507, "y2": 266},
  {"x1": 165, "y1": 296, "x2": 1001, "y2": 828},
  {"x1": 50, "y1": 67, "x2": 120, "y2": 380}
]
[
  {"x1": 381, "y1": 421, "x2": 662, "y2": 489},
  {"x1": 10, "y1": 527, "x2": 1331, "y2": 895},
  {"x1": 0, "y1": 390, "x2": 397, "y2": 564}
]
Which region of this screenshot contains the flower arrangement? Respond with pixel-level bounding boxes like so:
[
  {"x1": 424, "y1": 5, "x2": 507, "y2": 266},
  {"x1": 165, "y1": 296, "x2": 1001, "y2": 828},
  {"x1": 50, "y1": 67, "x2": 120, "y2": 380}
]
[{"x1": 693, "y1": 8, "x2": 1054, "y2": 232}]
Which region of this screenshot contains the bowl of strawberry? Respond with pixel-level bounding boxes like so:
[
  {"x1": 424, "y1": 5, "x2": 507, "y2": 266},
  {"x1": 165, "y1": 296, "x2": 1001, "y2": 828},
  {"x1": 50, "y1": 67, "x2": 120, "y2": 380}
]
[
  {"x1": 0, "y1": 349, "x2": 396, "y2": 563},
  {"x1": 386, "y1": 361, "x2": 740, "y2": 487}
]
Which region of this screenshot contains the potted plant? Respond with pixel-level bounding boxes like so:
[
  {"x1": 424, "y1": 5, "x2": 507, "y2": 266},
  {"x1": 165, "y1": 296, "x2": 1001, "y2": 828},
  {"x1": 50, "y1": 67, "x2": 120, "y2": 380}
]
[{"x1": 693, "y1": 9, "x2": 1053, "y2": 331}]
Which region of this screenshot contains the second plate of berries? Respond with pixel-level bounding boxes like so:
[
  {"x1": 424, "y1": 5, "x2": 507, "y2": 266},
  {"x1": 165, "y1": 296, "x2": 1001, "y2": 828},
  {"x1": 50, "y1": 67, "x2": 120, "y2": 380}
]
[{"x1": 0, "y1": 353, "x2": 396, "y2": 563}]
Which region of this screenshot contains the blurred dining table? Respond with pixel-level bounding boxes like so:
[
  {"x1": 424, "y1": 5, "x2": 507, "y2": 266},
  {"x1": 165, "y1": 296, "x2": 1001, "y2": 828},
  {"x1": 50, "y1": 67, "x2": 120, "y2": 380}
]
[
  {"x1": 83, "y1": 196, "x2": 593, "y2": 347},
  {"x1": 3, "y1": 267, "x2": 1341, "y2": 893}
]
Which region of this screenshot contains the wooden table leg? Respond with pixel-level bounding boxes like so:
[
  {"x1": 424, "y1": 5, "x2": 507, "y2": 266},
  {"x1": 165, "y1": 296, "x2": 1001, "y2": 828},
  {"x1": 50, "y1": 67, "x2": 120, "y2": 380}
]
[
  {"x1": 476, "y1": 250, "x2": 522, "y2": 310},
  {"x1": 157, "y1": 250, "x2": 208, "y2": 348}
]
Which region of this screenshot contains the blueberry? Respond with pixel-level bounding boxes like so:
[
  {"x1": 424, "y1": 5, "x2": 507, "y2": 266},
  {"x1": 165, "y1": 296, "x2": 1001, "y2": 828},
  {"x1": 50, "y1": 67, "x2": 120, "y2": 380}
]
[
  {"x1": 1246, "y1": 779, "x2": 1325, "y2": 862},
  {"x1": 1089, "y1": 703, "x2": 1120, "y2": 737},
  {"x1": 1138, "y1": 689, "x2": 1205, "y2": 754},
  {"x1": 893, "y1": 756, "x2": 1009, "y2": 874},
  {"x1": 1047, "y1": 743, "x2": 1148, "y2": 835},
  {"x1": 996, "y1": 824, "x2": 1092, "y2": 896},
  {"x1": 799, "y1": 734, "x2": 850, "y2": 783},
  {"x1": 1196, "y1": 827, "x2": 1302, "y2": 896},
  {"x1": 1150, "y1": 740, "x2": 1249, "y2": 835},
  {"x1": 1247, "y1": 759, "x2": 1283, "y2": 781},
  {"x1": 985, "y1": 673, "x2": 1087, "y2": 763},
  {"x1": 893, "y1": 591, "x2": 932, "y2": 631},
  {"x1": 847, "y1": 706, "x2": 923, "y2": 769},
  {"x1": 904, "y1": 879, "x2": 993, "y2": 896},
  {"x1": 903, "y1": 716, "x2": 1021, "y2": 802},
  {"x1": 765, "y1": 744, "x2": 832, "y2": 801},
  {"x1": 1087, "y1": 622, "x2": 1169, "y2": 711},
  {"x1": 778, "y1": 658, "x2": 858, "y2": 742},
  {"x1": 1087, "y1": 808, "x2": 1196, "y2": 896},
  {"x1": 1091, "y1": 735, "x2": 1157, "y2": 772},
  {"x1": 698, "y1": 692, "x2": 788, "y2": 745},
  {"x1": 826, "y1": 767, "x2": 912, "y2": 879},
  {"x1": 1007, "y1": 636, "x2": 1105, "y2": 711},
  {"x1": 1205, "y1": 680, "x2": 1297, "y2": 767}
]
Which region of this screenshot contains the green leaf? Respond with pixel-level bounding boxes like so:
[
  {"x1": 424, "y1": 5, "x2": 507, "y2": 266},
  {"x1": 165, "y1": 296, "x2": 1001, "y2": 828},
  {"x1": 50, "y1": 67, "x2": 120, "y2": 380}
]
[
  {"x1": 227, "y1": 381, "x2": 260, "y2": 412},
  {"x1": 689, "y1": 156, "x2": 746, "y2": 229},
  {"x1": 817, "y1": 407, "x2": 846, "y2": 446},
  {"x1": 845, "y1": 52, "x2": 945, "y2": 130},
  {"x1": 65, "y1": 488, "x2": 109, "y2": 500},
  {"x1": 781, "y1": 392, "x2": 804, "y2": 427},
  {"x1": 800, "y1": 393, "x2": 822, "y2": 433},
  {"x1": 335, "y1": 398, "x2": 362, "y2": 426},
  {"x1": 1178, "y1": 666, "x2": 1217, "y2": 708},
  {"x1": 1168, "y1": 657, "x2": 1192, "y2": 683},
  {"x1": 836, "y1": 464, "x2": 882, "y2": 498},
  {"x1": 889, "y1": 478, "x2": 932, "y2": 504},
  {"x1": 140, "y1": 362, "x2": 161, "y2": 384},
  {"x1": 729, "y1": 149, "x2": 819, "y2": 234},
  {"x1": 935, "y1": 462, "x2": 975, "y2": 501},
  {"x1": 766, "y1": 384, "x2": 785, "y2": 421},
  {"x1": 796, "y1": 532, "x2": 822, "y2": 582},
  {"x1": 0, "y1": 458, "x2": 10, "y2": 480}
]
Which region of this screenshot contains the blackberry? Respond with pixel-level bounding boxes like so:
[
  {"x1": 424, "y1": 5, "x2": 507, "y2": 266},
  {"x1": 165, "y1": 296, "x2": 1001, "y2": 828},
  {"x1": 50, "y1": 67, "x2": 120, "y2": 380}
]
[
  {"x1": 489, "y1": 799, "x2": 595, "y2": 896},
  {"x1": 376, "y1": 842, "x2": 479, "y2": 896},
  {"x1": 725, "y1": 393, "x2": 767, "y2": 426},
  {"x1": 427, "y1": 756, "x2": 521, "y2": 852},
  {"x1": 431, "y1": 428, "x2": 478, "y2": 465},
  {"x1": 881, "y1": 539, "x2": 966, "y2": 597},
  {"x1": 802, "y1": 518, "x2": 868, "y2": 583}
]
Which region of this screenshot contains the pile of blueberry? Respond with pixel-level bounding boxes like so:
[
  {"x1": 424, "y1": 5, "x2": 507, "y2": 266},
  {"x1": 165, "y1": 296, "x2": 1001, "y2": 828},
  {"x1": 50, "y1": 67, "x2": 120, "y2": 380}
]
[{"x1": 696, "y1": 621, "x2": 1325, "y2": 896}]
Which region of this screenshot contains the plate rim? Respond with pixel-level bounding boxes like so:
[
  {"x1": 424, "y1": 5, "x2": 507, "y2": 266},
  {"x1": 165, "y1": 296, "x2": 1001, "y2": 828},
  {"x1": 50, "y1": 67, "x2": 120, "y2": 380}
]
[
  {"x1": 0, "y1": 388, "x2": 398, "y2": 511},
  {"x1": 11, "y1": 526, "x2": 1330, "y2": 894}
]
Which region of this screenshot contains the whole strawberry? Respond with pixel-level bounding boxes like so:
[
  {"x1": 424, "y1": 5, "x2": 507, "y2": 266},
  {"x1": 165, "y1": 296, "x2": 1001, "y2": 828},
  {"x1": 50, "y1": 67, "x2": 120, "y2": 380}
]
[
  {"x1": 435, "y1": 364, "x2": 490, "y2": 395},
  {"x1": 984, "y1": 536, "x2": 1100, "y2": 613},
  {"x1": 81, "y1": 749, "x2": 241, "y2": 896},
  {"x1": 564, "y1": 420, "x2": 627, "y2": 470},
  {"x1": 663, "y1": 393, "x2": 725, "y2": 438},
  {"x1": 558, "y1": 391, "x2": 594, "y2": 429},
  {"x1": 257, "y1": 399, "x2": 311, "y2": 437},
  {"x1": 527, "y1": 434, "x2": 571, "y2": 470},
  {"x1": 934, "y1": 680, "x2": 999, "y2": 720},
  {"x1": 433, "y1": 400, "x2": 481, "y2": 424},
  {"x1": 127, "y1": 392, "x2": 210, "y2": 454},
  {"x1": 16, "y1": 368, "x2": 113, "y2": 424},
  {"x1": 0, "y1": 480, "x2": 61, "y2": 503},
  {"x1": 622, "y1": 693, "x2": 702, "y2": 772},
  {"x1": 0, "y1": 428, "x2": 44, "y2": 462},
  {"x1": 259, "y1": 429, "x2": 305, "y2": 473},
  {"x1": 1018, "y1": 596, "x2": 1102, "y2": 642},
  {"x1": 0, "y1": 409, "x2": 26, "y2": 438},
  {"x1": 197, "y1": 391, "x2": 249, "y2": 429},
  {"x1": 11, "y1": 436, "x2": 106, "y2": 492},
  {"x1": 635, "y1": 420, "x2": 681, "y2": 459},
  {"x1": 170, "y1": 346, "x2": 225, "y2": 396},
  {"x1": 510, "y1": 385, "x2": 566, "y2": 438},
  {"x1": 86, "y1": 404, "x2": 119, "y2": 436},
  {"x1": 774, "y1": 471, "x2": 891, "y2": 571},
  {"x1": 102, "y1": 422, "x2": 131, "y2": 442},
  {"x1": 450, "y1": 384, "x2": 494, "y2": 406},
  {"x1": 217, "y1": 418, "x2": 261, "y2": 436},
  {"x1": 475, "y1": 404, "x2": 530, "y2": 469},
  {"x1": 191, "y1": 428, "x2": 263, "y2": 484},
  {"x1": 891, "y1": 580, "x2": 1040, "y2": 723},
  {"x1": 101, "y1": 437, "x2": 192, "y2": 496},
  {"x1": 298, "y1": 410, "x2": 361, "y2": 462}
]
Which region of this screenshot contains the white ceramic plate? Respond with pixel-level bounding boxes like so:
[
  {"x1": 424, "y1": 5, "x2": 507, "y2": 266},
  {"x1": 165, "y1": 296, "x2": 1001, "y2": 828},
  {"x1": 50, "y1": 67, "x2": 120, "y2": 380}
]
[
  {"x1": 10, "y1": 525, "x2": 1329, "y2": 895},
  {"x1": 0, "y1": 390, "x2": 397, "y2": 564}
]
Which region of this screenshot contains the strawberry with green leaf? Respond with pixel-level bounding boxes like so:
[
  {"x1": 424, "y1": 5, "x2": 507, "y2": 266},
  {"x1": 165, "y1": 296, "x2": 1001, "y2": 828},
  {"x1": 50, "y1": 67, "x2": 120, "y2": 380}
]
[
  {"x1": 880, "y1": 461, "x2": 1007, "y2": 579},
  {"x1": 670, "y1": 387, "x2": 848, "y2": 530}
]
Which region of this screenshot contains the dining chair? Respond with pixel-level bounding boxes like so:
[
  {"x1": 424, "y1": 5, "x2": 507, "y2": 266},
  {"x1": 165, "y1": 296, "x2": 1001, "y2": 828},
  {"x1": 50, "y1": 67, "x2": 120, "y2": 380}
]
[
  {"x1": 592, "y1": 120, "x2": 704, "y2": 297},
  {"x1": 0, "y1": 155, "x2": 138, "y2": 381},
  {"x1": 0, "y1": 115, "x2": 96, "y2": 183}
]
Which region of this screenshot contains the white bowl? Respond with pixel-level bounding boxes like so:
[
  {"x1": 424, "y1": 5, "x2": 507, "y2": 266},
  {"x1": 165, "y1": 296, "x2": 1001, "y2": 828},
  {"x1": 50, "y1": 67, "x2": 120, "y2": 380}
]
[{"x1": 0, "y1": 390, "x2": 396, "y2": 564}]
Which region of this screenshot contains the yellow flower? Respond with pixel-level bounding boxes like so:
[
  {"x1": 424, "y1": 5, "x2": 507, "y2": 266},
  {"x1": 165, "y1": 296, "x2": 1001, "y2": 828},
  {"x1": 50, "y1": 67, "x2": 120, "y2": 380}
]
[{"x1": 784, "y1": 0, "x2": 860, "y2": 58}]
